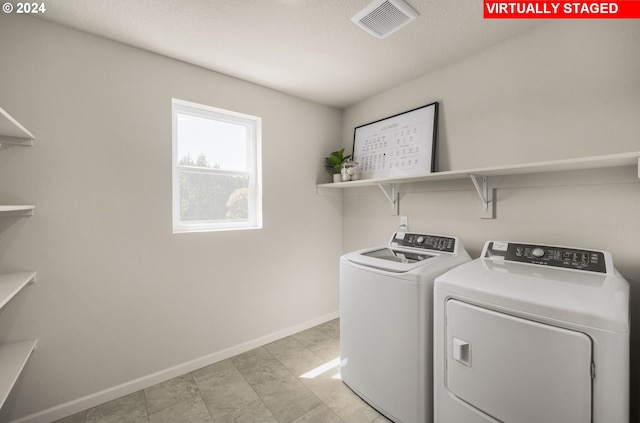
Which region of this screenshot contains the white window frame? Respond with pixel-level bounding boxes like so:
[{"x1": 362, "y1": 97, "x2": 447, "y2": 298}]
[{"x1": 172, "y1": 99, "x2": 262, "y2": 233}]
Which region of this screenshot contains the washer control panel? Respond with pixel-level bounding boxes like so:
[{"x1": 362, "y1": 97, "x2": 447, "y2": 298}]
[
  {"x1": 391, "y1": 232, "x2": 456, "y2": 253},
  {"x1": 485, "y1": 241, "x2": 606, "y2": 273}
]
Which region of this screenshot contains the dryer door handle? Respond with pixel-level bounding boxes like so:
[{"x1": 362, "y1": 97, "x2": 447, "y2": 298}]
[{"x1": 452, "y1": 337, "x2": 471, "y2": 367}]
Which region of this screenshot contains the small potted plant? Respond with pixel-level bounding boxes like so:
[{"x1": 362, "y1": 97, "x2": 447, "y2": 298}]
[{"x1": 325, "y1": 148, "x2": 352, "y2": 183}]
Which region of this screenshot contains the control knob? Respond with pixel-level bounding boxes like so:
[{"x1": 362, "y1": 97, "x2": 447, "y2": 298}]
[
  {"x1": 416, "y1": 236, "x2": 425, "y2": 244},
  {"x1": 531, "y1": 248, "x2": 545, "y2": 258}
]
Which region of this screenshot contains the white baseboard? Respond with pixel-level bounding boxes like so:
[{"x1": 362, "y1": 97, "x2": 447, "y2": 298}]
[{"x1": 11, "y1": 311, "x2": 340, "y2": 423}]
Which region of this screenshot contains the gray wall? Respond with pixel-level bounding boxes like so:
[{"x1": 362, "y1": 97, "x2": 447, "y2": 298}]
[
  {"x1": 341, "y1": 20, "x2": 640, "y2": 420},
  {"x1": 0, "y1": 16, "x2": 342, "y2": 422}
]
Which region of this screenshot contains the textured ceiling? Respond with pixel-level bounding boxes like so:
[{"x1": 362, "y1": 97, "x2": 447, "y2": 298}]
[{"x1": 37, "y1": 0, "x2": 546, "y2": 108}]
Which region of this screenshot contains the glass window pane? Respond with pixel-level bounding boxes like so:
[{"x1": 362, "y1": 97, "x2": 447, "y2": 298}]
[
  {"x1": 176, "y1": 113, "x2": 248, "y2": 171},
  {"x1": 179, "y1": 172, "x2": 249, "y2": 223},
  {"x1": 172, "y1": 99, "x2": 261, "y2": 233}
]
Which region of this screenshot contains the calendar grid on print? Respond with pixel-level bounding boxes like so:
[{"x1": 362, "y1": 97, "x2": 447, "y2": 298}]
[
  {"x1": 357, "y1": 125, "x2": 425, "y2": 179},
  {"x1": 353, "y1": 103, "x2": 438, "y2": 180}
]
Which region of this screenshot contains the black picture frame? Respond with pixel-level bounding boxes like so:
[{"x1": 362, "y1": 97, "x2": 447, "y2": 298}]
[{"x1": 353, "y1": 102, "x2": 438, "y2": 180}]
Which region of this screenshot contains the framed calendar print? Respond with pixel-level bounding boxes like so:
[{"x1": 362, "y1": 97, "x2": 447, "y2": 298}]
[{"x1": 353, "y1": 102, "x2": 438, "y2": 180}]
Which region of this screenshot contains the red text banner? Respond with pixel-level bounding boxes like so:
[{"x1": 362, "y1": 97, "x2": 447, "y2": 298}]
[{"x1": 484, "y1": 1, "x2": 640, "y2": 18}]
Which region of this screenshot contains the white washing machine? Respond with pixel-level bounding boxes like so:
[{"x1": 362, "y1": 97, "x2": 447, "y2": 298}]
[
  {"x1": 340, "y1": 232, "x2": 470, "y2": 423},
  {"x1": 434, "y1": 241, "x2": 630, "y2": 423}
]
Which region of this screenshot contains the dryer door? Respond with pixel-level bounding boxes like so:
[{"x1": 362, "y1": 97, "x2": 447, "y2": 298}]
[{"x1": 445, "y1": 300, "x2": 592, "y2": 423}]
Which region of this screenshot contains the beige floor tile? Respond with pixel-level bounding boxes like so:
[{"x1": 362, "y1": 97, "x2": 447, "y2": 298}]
[
  {"x1": 369, "y1": 415, "x2": 393, "y2": 423},
  {"x1": 302, "y1": 376, "x2": 381, "y2": 423},
  {"x1": 213, "y1": 399, "x2": 278, "y2": 423},
  {"x1": 264, "y1": 336, "x2": 325, "y2": 377},
  {"x1": 230, "y1": 346, "x2": 279, "y2": 374},
  {"x1": 85, "y1": 391, "x2": 148, "y2": 423},
  {"x1": 148, "y1": 395, "x2": 212, "y2": 423},
  {"x1": 260, "y1": 382, "x2": 321, "y2": 423},
  {"x1": 193, "y1": 359, "x2": 260, "y2": 421},
  {"x1": 144, "y1": 374, "x2": 200, "y2": 414},
  {"x1": 291, "y1": 324, "x2": 341, "y2": 361},
  {"x1": 237, "y1": 351, "x2": 322, "y2": 423},
  {"x1": 290, "y1": 404, "x2": 343, "y2": 423},
  {"x1": 239, "y1": 359, "x2": 322, "y2": 423}
]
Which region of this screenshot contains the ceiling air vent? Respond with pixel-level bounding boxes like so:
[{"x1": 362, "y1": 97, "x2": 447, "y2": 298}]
[{"x1": 351, "y1": 0, "x2": 418, "y2": 39}]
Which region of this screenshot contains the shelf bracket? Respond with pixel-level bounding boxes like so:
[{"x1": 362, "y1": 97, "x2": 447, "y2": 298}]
[
  {"x1": 376, "y1": 183, "x2": 399, "y2": 215},
  {"x1": 469, "y1": 175, "x2": 494, "y2": 219}
]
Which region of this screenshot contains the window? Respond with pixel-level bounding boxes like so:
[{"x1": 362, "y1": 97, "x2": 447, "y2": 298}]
[{"x1": 172, "y1": 99, "x2": 262, "y2": 232}]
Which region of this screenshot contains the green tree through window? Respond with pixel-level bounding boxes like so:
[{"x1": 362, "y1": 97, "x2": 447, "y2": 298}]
[{"x1": 178, "y1": 153, "x2": 248, "y2": 222}]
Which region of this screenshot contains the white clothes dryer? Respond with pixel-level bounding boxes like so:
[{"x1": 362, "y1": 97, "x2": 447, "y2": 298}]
[
  {"x1": 434, "y1": 241, "x2": 630, "y2": 423},
  {"x1": 340, "y1": 232, "x2": 470, "y2": 423}
]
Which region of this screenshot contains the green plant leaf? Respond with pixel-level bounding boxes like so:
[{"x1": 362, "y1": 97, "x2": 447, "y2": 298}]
[{"x1": 324, "y1": 147, "x2": 352, "y2": 174}]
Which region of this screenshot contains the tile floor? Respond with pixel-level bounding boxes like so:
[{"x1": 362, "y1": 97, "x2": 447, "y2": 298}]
[{"x1": 53, "y1": 319, "x2": 390, "y2": 423}]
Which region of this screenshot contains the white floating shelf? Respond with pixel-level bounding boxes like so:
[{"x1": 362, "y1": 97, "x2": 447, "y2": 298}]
[
  {"x1": 0, "y1": 107, "x2": 35, "y2": 146},
  {"x1": 0, "y1": 340, "x2": 37, "y2": 410},
  {"x1": 317, "y1": 151, "x2": 640, "y2": 189},
  {"x1": 0, "y1": 205, "x2": 35, "y2": 217},
  {"x1": 0, "y1": 272, "x2": 36, "y2": 310},
  {"x1": 317, "y1": 151, "x2": 640, "y2": 217}
]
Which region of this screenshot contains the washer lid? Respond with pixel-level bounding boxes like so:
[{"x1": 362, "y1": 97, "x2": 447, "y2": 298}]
[
  {"x1": 346, "y1": 246, "x2": 438, "y2": 273},
  {"x1": 343, "y1": 232, "x2": 468, "y2": 274},
  {"x1": 361, "y1": 247, "x2": 434, "y2": 263}
]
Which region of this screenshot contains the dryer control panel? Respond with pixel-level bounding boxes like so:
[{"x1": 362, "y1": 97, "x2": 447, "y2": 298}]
[
  {"x1": 391, "y1": 232, "x2": 456, "y2": 253},
  {"x1": 485, "y1": 242, "x2": 606, "y2": 273}
]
